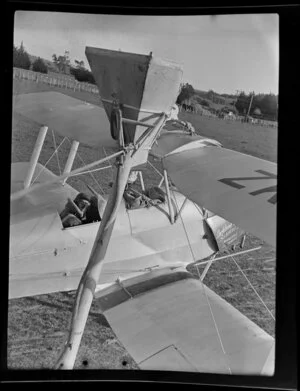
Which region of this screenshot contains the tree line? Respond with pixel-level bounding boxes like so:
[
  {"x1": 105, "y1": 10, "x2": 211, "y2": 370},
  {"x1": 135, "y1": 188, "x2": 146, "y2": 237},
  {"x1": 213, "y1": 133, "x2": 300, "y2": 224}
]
[
  {"x1": 13, "y1": 42, "x2": 47, "y2": 73},
  {"x1": 13, "y1": 43, "x2": 278, "y2": 119},
  {"x1": 13, "y1": 43, "x2": 96, "y2": 84},
  {"x1": 235, "y1": 92, "x2": 278, "y2": 121},
  {"x1": 176, "y1": 84, "x2": 278, "y2": 120}
]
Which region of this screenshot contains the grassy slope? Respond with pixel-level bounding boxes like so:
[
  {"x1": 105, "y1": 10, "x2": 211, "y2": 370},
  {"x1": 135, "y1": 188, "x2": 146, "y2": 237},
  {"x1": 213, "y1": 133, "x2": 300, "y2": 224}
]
[{"x1": 8, "y1": 79, "x2": 276, "y2": 369}]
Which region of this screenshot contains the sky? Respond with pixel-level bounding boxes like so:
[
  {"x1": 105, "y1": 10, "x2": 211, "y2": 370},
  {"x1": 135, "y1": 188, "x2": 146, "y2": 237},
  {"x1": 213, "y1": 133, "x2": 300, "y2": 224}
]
[{"x1": 13, "y1": 12, "x2": 279, "y2": 95}]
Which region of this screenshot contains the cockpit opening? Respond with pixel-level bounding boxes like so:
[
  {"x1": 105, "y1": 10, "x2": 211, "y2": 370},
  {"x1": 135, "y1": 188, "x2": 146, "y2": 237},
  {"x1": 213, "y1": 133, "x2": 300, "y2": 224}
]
[{"x1": 60, "y1": 192, "x2": 102, "y2": 228}]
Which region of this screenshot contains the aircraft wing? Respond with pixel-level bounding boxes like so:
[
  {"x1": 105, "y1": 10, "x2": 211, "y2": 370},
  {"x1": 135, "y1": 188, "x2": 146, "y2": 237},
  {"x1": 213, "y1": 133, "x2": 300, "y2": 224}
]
[
  {"x1": 13, "y1": 91, "x2": 118, "y2": 149},
  {"x1": 96, "y1": 266, "x2": 275, "y2": 375},
  {"x1": 154, "y1": 132, "x2": 277, "y2": 247}
]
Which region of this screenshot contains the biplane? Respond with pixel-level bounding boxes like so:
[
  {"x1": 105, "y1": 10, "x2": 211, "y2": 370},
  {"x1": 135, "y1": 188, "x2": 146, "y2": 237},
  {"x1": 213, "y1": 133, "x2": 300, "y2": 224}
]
[{"x1": 10, "y1": 47, "x2": 276, "y2": 374}]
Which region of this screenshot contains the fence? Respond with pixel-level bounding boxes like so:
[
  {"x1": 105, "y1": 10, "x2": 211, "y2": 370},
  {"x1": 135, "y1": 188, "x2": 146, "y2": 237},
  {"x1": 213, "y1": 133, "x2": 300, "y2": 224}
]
[
  {"x1": 179, "y1": 104, "x2": 277, "y2": 128},
  {"x1": 13, "y1": 67, "x2": 99, "y2": 95}
]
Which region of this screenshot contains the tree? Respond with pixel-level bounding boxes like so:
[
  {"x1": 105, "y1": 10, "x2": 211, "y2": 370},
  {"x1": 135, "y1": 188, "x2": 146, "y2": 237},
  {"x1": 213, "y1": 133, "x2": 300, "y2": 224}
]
[
  {"x1": 13, "y1": 42, "x2": 31, "y2": 70},
  {"x1": 52, "y1": 51, "x2": 71, "y2": 74},
  {"x1": 259, "y1": 94, "x2": 278, "y2": 119},
  {"x1": 32, "y1": 57, "x2": 48, "y2": 74},
  {"x1": 235, "y1": 92, "x2": 277, "y2": 119},
  {"x1": 235, "y1": 92, "x2": 251, "y2": 115},
  {"x1": 176, "y1": 83, "x2": 195, "y2": 105},
  {"x1": 206, "y1": 90, "x2": 215, "y2": 101},
  {"x1": 70, "y1": 65, "x2": 95, "y2": 84},
  {"x1": 201, "y1": 99, "x2": 210, "y2": 108}
]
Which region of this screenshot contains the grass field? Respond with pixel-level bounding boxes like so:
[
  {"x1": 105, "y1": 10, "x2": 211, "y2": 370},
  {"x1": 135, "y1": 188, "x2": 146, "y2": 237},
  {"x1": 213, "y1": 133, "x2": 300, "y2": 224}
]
[{"x1": 8, "y1": 79, "x2": 276, "y2": 370}]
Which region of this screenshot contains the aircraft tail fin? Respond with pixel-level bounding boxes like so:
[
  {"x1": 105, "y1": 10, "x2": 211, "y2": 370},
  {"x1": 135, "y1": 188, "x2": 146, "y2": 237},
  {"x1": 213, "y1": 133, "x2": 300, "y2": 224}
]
[{"x1": 85, "y1": 47, "x2": 183, "y2": 145}]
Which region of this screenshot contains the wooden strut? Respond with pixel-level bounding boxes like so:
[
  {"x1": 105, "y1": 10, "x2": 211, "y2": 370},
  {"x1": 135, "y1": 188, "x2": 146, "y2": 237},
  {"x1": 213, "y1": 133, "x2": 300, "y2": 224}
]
[
  {"x1": 24, "y1": 126, "x2": 48, "y2": 189},
  {"x1": 163, "y1": 169, "x2": 174, "y2": 224},
  {"x1": 55, "y1": 151, "x2": 133, "y2": 369},
  {"x1": 138, "y1": 171, "x2": 145, "y2": 192},
  {"x1": 62, "y1": 140, "x2": 80, "y2": 185},
  {"x1": 158, "y1": 177, "x2": 165, "y2": 188},
  {"x1": 55, "y1": 110, "x2": 168, "y2": 369},
  {"x1": 200, "y1": 253, "x2": 217, "y2": 282},
  {"x1": 11, "y1": 151, "x2": 123, "y2": 202}
]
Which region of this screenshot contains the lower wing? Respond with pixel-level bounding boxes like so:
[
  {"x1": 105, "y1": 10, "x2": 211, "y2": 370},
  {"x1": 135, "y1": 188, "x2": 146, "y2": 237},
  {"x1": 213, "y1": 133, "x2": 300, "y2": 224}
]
[{"x1": 96, "y1": 266, "x2": 275, "y2": 375}]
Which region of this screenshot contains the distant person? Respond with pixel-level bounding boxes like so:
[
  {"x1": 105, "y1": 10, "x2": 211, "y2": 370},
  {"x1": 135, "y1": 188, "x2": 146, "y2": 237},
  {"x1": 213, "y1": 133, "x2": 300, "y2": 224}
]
[{"x1": 169, "y1": 104, "x2": 179, "y2": 121}]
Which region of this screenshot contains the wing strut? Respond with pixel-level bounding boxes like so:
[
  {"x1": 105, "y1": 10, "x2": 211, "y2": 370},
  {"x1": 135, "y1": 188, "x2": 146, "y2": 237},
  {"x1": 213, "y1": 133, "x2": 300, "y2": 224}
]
[
  {"x1": 163, "y1": 169, "x2": 175, "y2": 224},
  {"x1": 62, "y1": 140, "x2": 80, "y2": 184},
  {"x1": 24, "y1": 125, "x2": 48, "y2": 189},
  {"x1": 55, "y1": 110, "x2": 168, "y2": 369},
  {"x1": 55, "y1": 149, "x2": 133, "y2": 369}
]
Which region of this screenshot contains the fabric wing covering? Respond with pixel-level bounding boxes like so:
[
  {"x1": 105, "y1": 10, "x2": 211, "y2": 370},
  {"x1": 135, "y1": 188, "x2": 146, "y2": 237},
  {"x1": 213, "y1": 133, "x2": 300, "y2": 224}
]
[
  {"x1": 163, "y1": 144, "x2": 277, "y2": 247},
  {"x1": 96, "y1": 267, "x2": 275, "y2": 375},
  {"x1": 13, "y1": 91, "x2": 118, "y2": 149}
]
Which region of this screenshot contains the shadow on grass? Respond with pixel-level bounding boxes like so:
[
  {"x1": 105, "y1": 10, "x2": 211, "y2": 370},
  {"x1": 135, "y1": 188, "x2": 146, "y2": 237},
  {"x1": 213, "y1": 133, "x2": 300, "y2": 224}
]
[{"x1": 24, "y1": 294, "x2": 110, "y2": 327}]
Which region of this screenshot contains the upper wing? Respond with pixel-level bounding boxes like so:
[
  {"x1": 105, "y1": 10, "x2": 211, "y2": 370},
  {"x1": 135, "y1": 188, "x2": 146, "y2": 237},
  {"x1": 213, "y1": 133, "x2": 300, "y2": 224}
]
[
  {"x1": 11, "y1": 162, "x2": 78, "y2": 217},
  {"x1": 96, "y1": 266, "x2": 275, "y2": 375},
  {"x1": 157, "y1": 133, "x2": 276, "y2": 247},
  {"x1": 13, "y1": 91, "x2": 118, "y2": 149}
]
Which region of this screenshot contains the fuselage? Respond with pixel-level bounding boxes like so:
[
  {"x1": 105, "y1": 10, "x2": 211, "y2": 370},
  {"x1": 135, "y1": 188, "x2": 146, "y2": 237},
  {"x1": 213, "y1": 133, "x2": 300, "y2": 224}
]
[{"x1": 10, "y1": 162, "x2": 217, "y2": 299}]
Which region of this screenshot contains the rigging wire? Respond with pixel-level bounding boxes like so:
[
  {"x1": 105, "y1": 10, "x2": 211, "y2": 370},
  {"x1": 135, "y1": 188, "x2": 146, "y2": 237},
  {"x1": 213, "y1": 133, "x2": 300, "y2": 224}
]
[
  {"x1": 196, "y1": 263, "x2": 232, "y2": 375},
  {"x1": 70, "y1": 165, "x2": 112, "y2": 177},
  {"x1": 147, "y1": 160, "x2": 164, "y2": 179},
  {"x1": 12, "y1": 150, "x2": 124, "y2": 202},
  {"x1": 171, "y1": 188, "x2": 197, "y2": 262},
  {"x1": 170, "y1": 186, "x2": 232, "y2": 374},
  {"x1": 191, "y1": 190, "x2": 275, "y2": 325},
  {"x1": 32, "y1": 137, "x2": 67, "y2": 184},
  {"x1": 103, "y1": 146, "x2": 115, "y2": 181},
  {"x1": 76, "y1": 152, "x2": 105, "y2": 195},
  {"x1": 66, "y1": 138, "x2": 105, "y2": 195},
  {"x1": 229, "y1": 254, "x2": 275, "y2": 321},
  {"x1": 51, "y1": 129, "x2": 62, "y2": 176}
]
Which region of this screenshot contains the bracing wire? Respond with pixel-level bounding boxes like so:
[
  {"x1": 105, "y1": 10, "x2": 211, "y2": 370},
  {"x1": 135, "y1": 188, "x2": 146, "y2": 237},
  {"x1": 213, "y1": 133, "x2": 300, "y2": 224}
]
[
  {"x1": 76, "y1": 152, "x2": 105, "y2": 195},
  {"x1": 103, "y1": 146, "x2": 114, "y2": 180},
  {"x1": 12, "y1": 150, "x2": 123, "y2": 202},
  {"x1": 65, "y1": 137, "x2": 105, "y2": 195},
  {"x1": 70, "y1": 166, "x2": 112, "y2": 177},
  {"x1": 195, "y1": 262, "x2": 232, "y2": 374},
  {"x1": 171, "y1": 187, "x2": 196, "y2": 262},
  {"x1": 51, "y1": 129, "x2": 62, "y2": 176},
  {"x1": 147, "y1": 160, "x2": 164, "y2": 179},
  {"x1": 32, "y1": 137, "x2": 67, "y2": 184},
  {"x1": 170, "y1": 186, "x2": 232, "y2": 374},
  {"x1": 229, "y1": 254, "x2": 275, "y2": 321}
]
